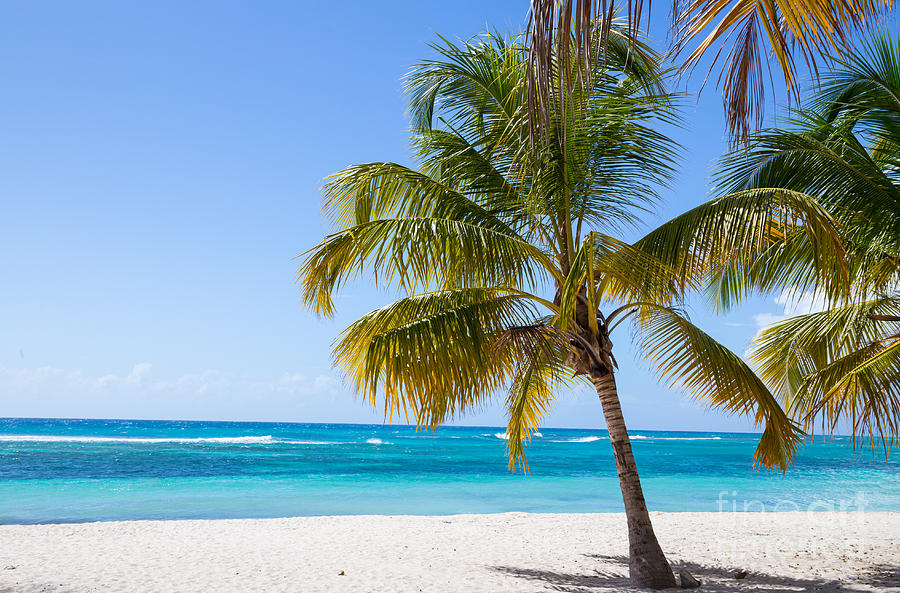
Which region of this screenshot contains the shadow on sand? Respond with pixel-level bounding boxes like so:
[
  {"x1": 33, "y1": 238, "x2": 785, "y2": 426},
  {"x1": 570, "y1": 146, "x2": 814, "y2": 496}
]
[{"x1": 491, "y1": 554, "x2": 900, "y2": 592}]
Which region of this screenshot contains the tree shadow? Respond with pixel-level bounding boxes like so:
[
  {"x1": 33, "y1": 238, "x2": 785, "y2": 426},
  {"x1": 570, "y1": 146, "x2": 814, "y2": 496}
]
[
  {"x1": 491, "y1": 554, "x2": 900, "y2": 592},
  {"x1": 491, "y1": 564, "x2": 630, "y2": 592}
]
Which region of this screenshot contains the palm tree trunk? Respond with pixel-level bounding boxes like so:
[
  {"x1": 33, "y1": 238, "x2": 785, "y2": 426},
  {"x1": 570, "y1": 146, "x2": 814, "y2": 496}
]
[{"x1": 591, "y1": 371, "x2": 676, "y2": 589}]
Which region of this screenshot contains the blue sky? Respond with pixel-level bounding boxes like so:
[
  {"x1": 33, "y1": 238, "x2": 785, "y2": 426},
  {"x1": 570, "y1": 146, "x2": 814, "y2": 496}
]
[{"x1": 0, "y1": 0, "x2": 839, "y2": 431}]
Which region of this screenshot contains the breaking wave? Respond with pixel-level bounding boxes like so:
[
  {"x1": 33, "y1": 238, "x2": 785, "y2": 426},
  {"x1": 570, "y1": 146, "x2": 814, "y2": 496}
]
[{"x1": 549, "y1": 436, "x2": 605, "y2": 443}]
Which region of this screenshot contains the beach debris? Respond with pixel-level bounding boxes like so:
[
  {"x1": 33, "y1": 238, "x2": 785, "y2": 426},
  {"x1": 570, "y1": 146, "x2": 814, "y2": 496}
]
[
  {"x1": 3, "y1": 566, "x2": 16, "y2": 570},
  {"x1": 338, "y1": 570, "x2": 345, "y2": 576},
  {"x1": 733, "y1": 571, "x2": 748, "y2": 579},
  {"x1": 678, "y1": 568, "x2": 701, "y2": 588}
]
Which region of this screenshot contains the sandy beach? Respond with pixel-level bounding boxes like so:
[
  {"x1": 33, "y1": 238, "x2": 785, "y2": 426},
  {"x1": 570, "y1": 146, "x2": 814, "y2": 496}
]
[{"x1": 1, "y1": 512, "x2": 897, "y2": 592}]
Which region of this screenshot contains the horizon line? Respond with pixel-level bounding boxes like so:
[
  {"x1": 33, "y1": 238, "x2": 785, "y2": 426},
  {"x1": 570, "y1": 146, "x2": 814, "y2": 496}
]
[{"x1": 0, "y1": 415, "x2": 860, "y2": 438}]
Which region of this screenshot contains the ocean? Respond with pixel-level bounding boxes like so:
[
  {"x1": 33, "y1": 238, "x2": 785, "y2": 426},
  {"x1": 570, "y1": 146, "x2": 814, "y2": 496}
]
[{"x1": 1, "y1": 418, "x2": 897, "y2": 524}]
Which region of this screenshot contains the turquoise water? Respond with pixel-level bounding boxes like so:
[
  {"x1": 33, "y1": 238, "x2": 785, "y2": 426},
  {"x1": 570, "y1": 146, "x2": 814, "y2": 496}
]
[{"x1": 1, "y1": 418, "x2": 897, "y2": 524}]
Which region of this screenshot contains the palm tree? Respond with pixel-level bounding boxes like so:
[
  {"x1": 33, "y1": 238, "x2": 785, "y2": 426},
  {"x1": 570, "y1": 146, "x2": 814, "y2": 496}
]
[
  {"x1": 298, "y1": 27, "x2": 805, "y2": 589},
  {"x1": 712, "y1": 32, "x2": 900, "y2": 450},
  {"x1": 525, "y1": 0, "x2": 892, "y2": 142}
]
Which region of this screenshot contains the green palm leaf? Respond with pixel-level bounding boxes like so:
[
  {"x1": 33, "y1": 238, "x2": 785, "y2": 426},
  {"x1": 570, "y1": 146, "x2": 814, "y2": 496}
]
[
  {"x1": 323, "y1": 162, "x2": 517, "y2": 234},
  {"x1": 636, "y1": 305, "x2": 803, "y2": 469},
  {"x1": 298, "y1": 217, "x2": 557, "y2": 317},
  {"x1": 333, "y1": 288, "x2": 540, "y2": 425},
  {"x1": 634, "y1": 187, "x2": 847, "y2": 309},
  {"x1": 751, "y1": 297, "x2": 900, "y2": 449},
  {"x1": 498, "y1": 325, "x2": 576, "y2": 470}
]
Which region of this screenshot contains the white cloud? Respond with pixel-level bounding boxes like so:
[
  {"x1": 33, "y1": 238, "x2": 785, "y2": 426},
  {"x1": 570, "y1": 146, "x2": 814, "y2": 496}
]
[
  {"x1": 0, "y1": 362, "x2": 344, "y2": 420},
  {"x1": 777, "y1": 290, "x2": 829, "y2": 316},
  {"x1": 754, "y1": 289, "x2": 828, "y2": 328},
  {"x1": 752, "y1": 312, "x2": 787, "y2": 327},
  {"x1": 125, "y1": 362, "x2": 152, "y2": 385},
  {"x1": 277, "y1": 371, "x2": 340, "y2": 395}
]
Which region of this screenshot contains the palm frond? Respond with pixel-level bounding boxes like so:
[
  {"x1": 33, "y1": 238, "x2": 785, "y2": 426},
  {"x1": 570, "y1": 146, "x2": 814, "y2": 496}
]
[
  {"x1": 795, "y1": 338, "x2": 900, "y2": 452},
  {"x1": 412, "y1": 130, "x2": 537, "y2": 240},
  {"x1": 333, "y1": 288, "x2": 541, "y2": 425},
  {"x1": 750, "y1": 296, "x2": 900, "y2": 451},
  {"x1": 593, "y1": 233, "x2": 697, "y2": 305},
  {"x1": 564, "y1": 85, "x2": 682, "y2": 234},
  {"x1": 715, "y1": 116, "x2": 900, "y2": 225},
  {"x1": 298, "y1": 218, "x2": 557, "y2": 317},
  {"x1": 750, "y1": 296, "x2": 900, "y2": 400},
  {"x1": 818, "y1": 30, "x2": 900, "y2": 143},
  {"x1": 635, "y1": 305, "x2": 804, "y2": 469},
  {"x1": 407, "y1": 32, "x2": 526, "y2": 140},
  {"x1": 497, "y1": 323, "x2": 576, "y2": 470},
  {"x1": 634, "y1": 187, "x2": 848, "y2": 309},
  {"x1": 736, "y1": 34, "x2": 900, "y2": 455},
  {"x1": 672, "y1": 0, "x2": 892, "y2": 141},
  {"x1": 323, "y1": 162, "x2": 518, "y2": 235},
  {"x1": 557, "y1": 234, "x2": 599, "y2": 333},
  {"x1": 527, "y1": 0, "x2": 891, "y2": 142}
]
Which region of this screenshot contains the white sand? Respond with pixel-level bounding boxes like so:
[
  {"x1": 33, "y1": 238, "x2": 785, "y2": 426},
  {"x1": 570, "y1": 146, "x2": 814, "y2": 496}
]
[{"x1": 1, "y1": 512, "x2": 897, "y2": 592}]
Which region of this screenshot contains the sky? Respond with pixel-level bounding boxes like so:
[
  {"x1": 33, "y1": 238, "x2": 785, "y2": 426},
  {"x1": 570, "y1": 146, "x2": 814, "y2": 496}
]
[{"x1": 0, "y1": 0, "x2": 867, "y2": 431}]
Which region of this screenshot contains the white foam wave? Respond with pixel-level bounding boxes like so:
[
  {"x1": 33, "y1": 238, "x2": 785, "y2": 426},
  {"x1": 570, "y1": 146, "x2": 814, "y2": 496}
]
[
  {"x1": 630, "y1": 435, "x2": 722, "y2": 441},
  {"x1": 365, "y1": 438, "x2": 385, "y2": 445},
  {"x1": 549, "y1": 436, "x2": 605, "y2": 443},
  {"x1": 544, "y1": 434, "x2": 724, "y2": 443},
  {"x1": 494, "y1": 432, "x2": 546, "y2": 441},
  {"x1": 0, "y1": 435, "x2": 275, "y2": 444},
  {"x1": 661, "y1": 436, "x2": 722, "y2": 440}
]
